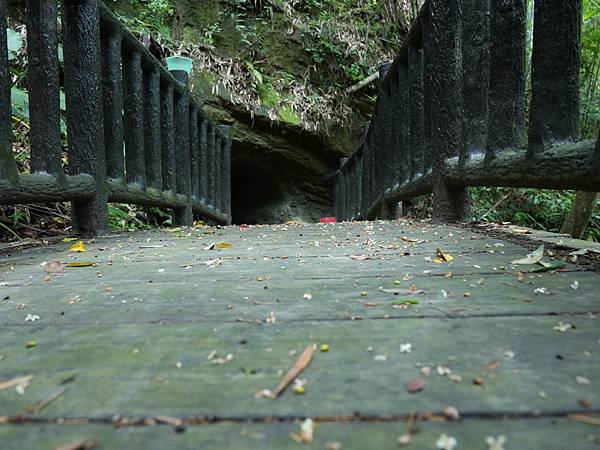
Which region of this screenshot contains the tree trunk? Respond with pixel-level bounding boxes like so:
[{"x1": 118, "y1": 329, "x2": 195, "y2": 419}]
[{"x1": 560, "y1": 191, "x2": 599, "y2": 239}]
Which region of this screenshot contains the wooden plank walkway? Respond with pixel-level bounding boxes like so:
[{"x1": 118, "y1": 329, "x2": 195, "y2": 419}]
[{"x1": 1, "y1": 220, "x2": 599, "y2": 449}]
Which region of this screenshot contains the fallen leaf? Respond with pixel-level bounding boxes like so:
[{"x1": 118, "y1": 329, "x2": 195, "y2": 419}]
[
  {"x1": 575, "y1": 375, "x2": 591, "y2": 386},
  {"x1": 405, "y1": 377, "x2": 425, "y2": 393},
  {"x1": 481, "y1": 360, "x2": 501, "y2": 371},
  {"x1": 66, "y1": 262, "x2": 97, "y2": 268},
  {"x1": 511, "y1": 244, "x2": 544, "y2": 265},
  {"x1": 289, "y1": 418, "x2": 314, "y2": 443},
  {"x1": 390, "y1": 299, "x2": 420, "y2": 305},
  {"x1": 44, "y1": 260, "x2": 65, "y2": 273},
  {"x1": 270, "y1": 344, "x2": 316, "y2": 398},
  {"x1": 68, "y1": 241, "x2": 87, "y2": 252},
  {"x1": 531, "y1": 260, "x2": 566, "y2": 272},
  {"x1": 61, "y1": 238, "x2": 79, "y2": 243},
  {"x1": 350, "y1": 255, "x2": 369, "y2": 260},
  {"x1": 165, "y1": 227, "x2": 183, "y2": 233},
  {"x1": 54, "y1": 439, "x2": 96, "y2": 450},
  {"x1": 215, "y1": 242, "x2": 233, "y2": 249},
  {"x1": 434, "y1": 248, "x2": 454, "y2": 263}
]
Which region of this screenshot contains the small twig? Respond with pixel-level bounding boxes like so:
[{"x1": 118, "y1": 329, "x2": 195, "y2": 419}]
[
  {"x1": 28, "y1": 387, "x2": 66, "y2": 414},
  {"x1": 568, "y1": 413, "x2": 600, "y2": 426}
]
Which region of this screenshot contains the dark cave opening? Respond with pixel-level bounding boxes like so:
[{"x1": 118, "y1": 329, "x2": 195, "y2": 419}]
[{"x1": 231, "y1": 155, "x2": 287, "y2": 225}]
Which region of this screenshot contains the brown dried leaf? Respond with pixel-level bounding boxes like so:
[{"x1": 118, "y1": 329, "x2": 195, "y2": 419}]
[
  {"x1": 273, "y1": 343, "x2": 316, "y2": 398},
  {"x1": 405, "y1": 377, "x2": 425, "y2": 393},
  {"x1": 44, "y1": 260, "x2": 65, "y2": 273}
]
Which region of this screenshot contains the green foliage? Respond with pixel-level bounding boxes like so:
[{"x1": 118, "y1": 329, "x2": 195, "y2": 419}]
[
  {"x1": 471, "y1": 188, "x2": 600, "y2": 241},
  {"x1": 581, "y1": 0, "x2": 600, "y2": 138},
  {"x1": 108, "y1": 204, "x2": 173, "y2": 232}
]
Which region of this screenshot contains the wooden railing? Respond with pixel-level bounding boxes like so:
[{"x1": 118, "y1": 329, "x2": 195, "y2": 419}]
[
  {"x1": 0, "y1": 0, "x2": 231, "y2": 236},
  {"x1": 335, "y1": 0, "x2": 600, "y2": 223}
]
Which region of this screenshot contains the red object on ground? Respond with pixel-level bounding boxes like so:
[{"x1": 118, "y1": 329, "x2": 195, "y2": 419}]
[{"x1": 320, "y1": 217, "x2": 337, "y2": 223}]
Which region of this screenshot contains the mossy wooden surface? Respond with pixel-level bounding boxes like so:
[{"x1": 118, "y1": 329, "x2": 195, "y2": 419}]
[
  {"x1": 1, "y1": 221, "x2": 599, "y2": 448},
  {"x1": 1, "y1": 418, "x2": 598, "y2": 450}
]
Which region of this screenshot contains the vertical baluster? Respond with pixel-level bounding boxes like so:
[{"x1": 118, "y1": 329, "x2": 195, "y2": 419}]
[
  {"x1": 215, "y1": 132, "x2": 222, "y2": 212},
  {"x1": 421, "y1": 9, "x2": 433, "y2": 173},
  {"x1": 199, "y1": 117, "x2": 209, "y2": 202},
  {"x1": 397, "y1": 63, "x2": 411, "y2": 184},
  {"x1": 355, "y1": 151, "x2": 363, "y2": 219},
  {"x1": 487, "y1": 0, "x2": 526, "y2": 158},
  {"x1": 368, "y1": 130, "x2": 376, "y2": 211},
  {"x1": 172, "y1": 75, "x2": 192, "y2": 225},
  {"x1": 27, "y1": 0, "x2": 62, "y2": 176},
  {"x1": 122, "y1": 48, "x2": 145, "y2": 186},
  {"x1": 345, "y1": 161, "x2": 352, "y2": 221},
  {"x1": 0, "y1": 0, "x2": 17, "y2": 183},
  {"x1": 408, "y1": 44, "x2": 425, "y2": 178},
  {"x1": 160, "y1": 80, "x2": 176, "y2": 191},
  {"x1": 528, "y1": 0, "x2": 582, "y2": 152},
  {"x1": 461, "y1": 0, "x2": 491, "y2": 164},
  {"x1": 220, "y1": 125, "x2": 232, "y2": 223},
  {"x1": 62, "y1": 0, "x2": 108, "y2": 235},
  {"x1": 207, "y1": 123, "x2": 216, "y2": 208},
  {"x1": 333, "y1": 170, "x2": 341, "y2": 220},
  {"x1": 100, "y1": 24, "x2": 124, "y2": 181},
  {"x1": 348, "y1": 159, "x2": 355, "y2": 220},
  {"x1": 339, "y1": 158, "x2": 348, "y2": 220},
  {"x1": 430, "y1": 0, "x2": 470, "y2": 222},
  {"x1": 361, "y1": 141, "x2": 370, "y2": 216},
  {"x1": 189, "y1": 105, "x2": 199, "y2": 198},
  {"x1": 144, "y1": 66, "x2": 161, "y2": 189},
  {"x1": 377, "y1": 64, "x2": 393, "y2": 197}
]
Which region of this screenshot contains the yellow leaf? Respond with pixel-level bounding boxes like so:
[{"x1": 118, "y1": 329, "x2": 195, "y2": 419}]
[
  {"x1": 68, "y1": 241, "x2": 87, "y2": 252},
  {"x1": 435, "y1": 248, "x2": 454, "y2": 263},
  {"x1": 53, "y1": 217, "x2": 65, "y2": 224},
  {"x1": 62, "y1": 237, "x2": 78, "y2": 243},
  {"x1": 67, "y1": 262, "x2": 97, "y2": 268},
  {"x1": 285, "y1": 220, "x2": 298, "y2": 225},
  {"x1": 166, "y1": 227, "x2": 183, "y2": 233},
  {"x1": 215, "y1": 242, "x2": 233, "y2": 249},
  {"x1": 511, "y1": 228, "x2": 531, "y2": 234}
]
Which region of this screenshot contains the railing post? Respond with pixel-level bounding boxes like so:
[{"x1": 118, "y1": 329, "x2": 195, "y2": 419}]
[
  {"x1": 355, "y1": 151, "x2": 363, "y2": 219},
  {"x1": 408, "y1": 44, "x2": 425, "y2": 179},
  {"x1": 100, "y1": 24, "x2": 124, "y2": 181},
  {"x1": 123, "y1": 49, "x2": 146, "y2": 187},
  {"x1": 0, "y1": 0, "x2": 17, "y2": 184},
  {"x1": 189, "y1": 105, "x2": 199, "y2": 199},
  {"x1": 430, "y1": 0, "x2": 470, "y2": 223},
  {"x1": 421, "y1": 10, "x2": 433, "y2": 173},
  {"x1": 26, "y1": 0, "x2": 63, "y2": 177},
  {"x1": 171, "y1": 71, "x2": 193, "y2": 226},
  {"x1": 486, "y1": 0, "x2": 526, "y2": 158},
  {"x1": 215, "y1": 132, "x2": 222, "y2": 212},
  {"x1": 461, "y1": 0, "x2": 491, "y2": 164},
  {"x1": 397, "y1": 63, "x2": 410, "y2": 184},
  {"x1": 207, "y1": 123, "x2": 216, "y2": 209},
  {"x1": 339, "y1": 158, "x2": 348, "y2": 221},
  {"x1": 144, "y1": 66, "x2": 162, "y2": 189},
  {"x1": 220, "y1": 125, "x2": 232, "y2": 224},
  {"x1": 62, "y1": 0, "x2": 109, "y2": 235},
  {"x1": 160, "y1": 81, "x2": 176, "y2": 192},
  {"x1": 199, "y1": 117, "x2": 209, "y2": 203},
  {"x1": 528, "y1": 0, "x2": 582, "y2": 153}
]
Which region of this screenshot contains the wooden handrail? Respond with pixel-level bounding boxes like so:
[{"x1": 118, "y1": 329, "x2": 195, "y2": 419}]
[
  {"x1": 0, "y1": 0, "x2": 232, "y2": 235},
  {"x1": 335, "y1": 0, "x2": 599, "y2": 223}
]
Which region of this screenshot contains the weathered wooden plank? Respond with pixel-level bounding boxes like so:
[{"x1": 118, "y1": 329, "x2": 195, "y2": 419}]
[
  {"x1": 0, "y1": 315, "x2": 597, "y2": 418},
  {"x1": 0, "y1": 418, "x2": 597, "y2": 450}
]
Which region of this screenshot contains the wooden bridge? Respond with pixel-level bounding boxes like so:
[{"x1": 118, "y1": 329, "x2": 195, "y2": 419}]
[{"x1": 1, "y1": 0, "x2": 600, "y2": 449}]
